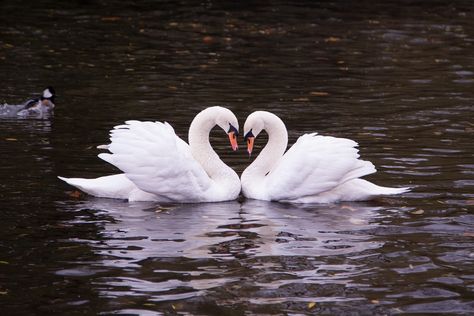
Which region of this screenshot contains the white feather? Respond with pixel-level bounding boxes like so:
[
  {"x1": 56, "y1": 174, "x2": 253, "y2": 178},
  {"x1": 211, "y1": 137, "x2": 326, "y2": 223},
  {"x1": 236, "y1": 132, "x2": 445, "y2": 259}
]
[
  {"x1": 59, "y1": 107, "x2": 241, "y2": 202},
  {"x1": 241, "y1": 111, "x2": 410, "y2": 203}
]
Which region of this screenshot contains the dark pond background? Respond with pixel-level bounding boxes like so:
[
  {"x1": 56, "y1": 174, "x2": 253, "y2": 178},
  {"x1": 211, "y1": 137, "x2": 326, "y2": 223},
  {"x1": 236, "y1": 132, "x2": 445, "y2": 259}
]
[{"x1": 1, "y1": 0, "x2": 473, "y2": 315}]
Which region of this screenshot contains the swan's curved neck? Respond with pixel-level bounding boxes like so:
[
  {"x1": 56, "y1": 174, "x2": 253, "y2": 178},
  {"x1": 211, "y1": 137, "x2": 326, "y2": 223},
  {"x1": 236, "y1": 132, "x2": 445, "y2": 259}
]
[
  {"x1": 188, "y1": 108, "x2": 235, "y2": 181},
  {"x1": 244, "y1": 112, "x2": 288, "y2": 178}
]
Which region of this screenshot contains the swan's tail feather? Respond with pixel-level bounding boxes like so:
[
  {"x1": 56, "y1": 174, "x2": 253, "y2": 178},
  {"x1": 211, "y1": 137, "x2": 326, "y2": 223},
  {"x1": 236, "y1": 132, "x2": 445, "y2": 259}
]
[
  {"x1": 58, "y1": 174, "x2": 136, "y2": 199},
  {"x1": 347, "y1": 179, "x2": 411, "y2": 201},
  {"x1": 374, "y1": 185, "x2": 411, "y2": 195}
]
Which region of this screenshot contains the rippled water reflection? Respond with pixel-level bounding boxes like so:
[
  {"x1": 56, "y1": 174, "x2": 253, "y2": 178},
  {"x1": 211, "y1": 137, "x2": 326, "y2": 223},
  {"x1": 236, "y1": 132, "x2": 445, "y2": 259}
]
[
  {"x1": 60, "y1": 199, "x2": 386, "y2": 311},
  {"x1": 1, "y1": 0, "x2": 474, "y2": 314}
]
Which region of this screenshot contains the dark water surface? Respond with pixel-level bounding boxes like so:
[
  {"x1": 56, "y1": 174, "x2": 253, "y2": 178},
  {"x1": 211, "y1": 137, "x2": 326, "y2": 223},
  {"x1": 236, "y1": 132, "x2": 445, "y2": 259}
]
[{"x1": 1, "y1": 1, "x2": 473, "y2": 314}]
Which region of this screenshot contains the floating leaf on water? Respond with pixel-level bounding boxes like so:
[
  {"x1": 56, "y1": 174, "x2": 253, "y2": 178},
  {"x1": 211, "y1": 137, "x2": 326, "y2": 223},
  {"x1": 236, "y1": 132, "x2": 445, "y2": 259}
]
[
  {"x1": 409, "y1": 264, "x2": 414, "y2": 269},
  {"x1": 293, "y1": 97, "x2": 309, "y2": 102},
  {"x1": 411, "y1": 209, "x2": 424, "y2": 215},
  {"x1": 143, "y1": 303, "x2": 156, "y2": 307},
  {"x1": 324, "y1": 37, "x2": 341, "y2": 43},
  {"x1": 101, "y1": 16, "x2": 121, "y2": 22},
  {"x1": 67, "y1": 191, "x2": 82, "y2": 198},
  {"x1": 308, "y1": 302, "x2": 316, "y2": 309},
  {"x1": 0, "y1": 261, "x2": 9, "y2": 265},
  {"x1": 203, "y1": 36, "x2": 214, "y2": 44},
  {"x1": 0, "y1": 291, "x2": 8, "y2": 295},
  {"x1": 5, "y1": 138, "x2": 17, "y2": 141},
  {"x1": 371, "y1": 299, "x2": 380, "y2": 304},
  {"x1": 155, "y1": 206, "x2": 174, "y2": 213},
  {"x1": 310, "y1": 91, "x2": 329, "y2": 96},
  {"x1": 463, "y1": 232, "x2": 474, "y2": 237},
  {"x1": 4, "y1": 43, "x2": 14, "y2": 48}
]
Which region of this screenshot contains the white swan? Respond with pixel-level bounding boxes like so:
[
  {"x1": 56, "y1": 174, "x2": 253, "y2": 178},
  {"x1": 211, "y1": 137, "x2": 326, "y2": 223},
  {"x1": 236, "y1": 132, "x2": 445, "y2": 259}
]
[
  {"x1": 241, "y1": 111, "x2": 410, "y2": 203},
  {"x1": 59, "y1": 106, "x2": 241, "y2": 202}
]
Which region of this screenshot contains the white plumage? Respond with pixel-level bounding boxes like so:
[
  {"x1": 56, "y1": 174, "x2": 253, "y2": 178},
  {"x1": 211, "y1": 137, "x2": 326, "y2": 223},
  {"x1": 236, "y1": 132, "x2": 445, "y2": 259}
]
[
  {"x1": 59, "y1": 107, "x2": 241, "y2": 202},
  {"x1": 241, "y1": 111, "x2": 410, "y2": 203}
]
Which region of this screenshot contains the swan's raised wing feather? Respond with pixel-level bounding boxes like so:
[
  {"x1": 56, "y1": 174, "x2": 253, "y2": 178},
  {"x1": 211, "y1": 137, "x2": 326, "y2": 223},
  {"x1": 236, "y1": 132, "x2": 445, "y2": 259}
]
[
  {"x1": 98, "y1": 120, "x2": 212, "y2": 202},
  {"x1": 265, "y1": 133, "x2": 376, "y2": 201}
]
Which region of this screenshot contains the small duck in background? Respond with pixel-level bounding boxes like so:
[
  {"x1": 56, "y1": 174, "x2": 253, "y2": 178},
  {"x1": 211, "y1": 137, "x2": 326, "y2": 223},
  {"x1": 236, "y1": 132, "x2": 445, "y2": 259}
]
[
  {"x1": 1, "y1": 86, "x2": 56, "y2": 118},
  {"x1": 17, "y1": 86, "x2": 56, "y2": 117}
]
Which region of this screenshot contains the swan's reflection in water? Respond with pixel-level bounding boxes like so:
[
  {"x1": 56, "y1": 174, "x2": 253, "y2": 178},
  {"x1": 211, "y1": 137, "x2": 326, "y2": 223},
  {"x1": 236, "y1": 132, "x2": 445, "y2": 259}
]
[
  {"x1": 75, "y1": 199, "x2": 383, "y2": 261},
  {"x1": 69, "y1": 199, "x2": 385, "y2": 305},
  {"x1": 91, "y1": 200, "x2": 243, "y2": 264},
  {"x1": 240, "y1": 200, "x2": 383, "y2": 257}
]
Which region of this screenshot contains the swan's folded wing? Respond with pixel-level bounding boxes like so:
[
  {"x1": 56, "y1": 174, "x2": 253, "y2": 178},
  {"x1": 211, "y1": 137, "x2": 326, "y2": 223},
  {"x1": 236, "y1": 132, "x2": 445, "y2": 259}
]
[
  {"x1": 265, "y1": 133, "x2": 376, "y2": 201},
  {"x1": 98, "y1": 120, "x2": 212, "y2": 201}
]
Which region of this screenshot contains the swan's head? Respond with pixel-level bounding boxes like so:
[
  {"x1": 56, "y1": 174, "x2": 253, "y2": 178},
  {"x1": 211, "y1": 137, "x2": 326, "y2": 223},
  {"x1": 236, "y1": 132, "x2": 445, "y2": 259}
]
[
  {"x1": 243, "y1": 111, "x2": 266, "y2": 155},
  {"x1": 214, "y1": 106, "x2": 239, "y2": 151}
]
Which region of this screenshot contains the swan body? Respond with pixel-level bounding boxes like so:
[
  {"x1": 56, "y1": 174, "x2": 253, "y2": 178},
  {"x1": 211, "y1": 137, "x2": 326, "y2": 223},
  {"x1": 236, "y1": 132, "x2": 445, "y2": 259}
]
[
  {"x1": 0, "y1": 87, "x2": 56, "y2": 118},
  {"x1": 59, "y1": 106, "x2": 241, "y2": 202},
  {"x1": 241, "y1": 111, "x2": 410, "y2": 204}
]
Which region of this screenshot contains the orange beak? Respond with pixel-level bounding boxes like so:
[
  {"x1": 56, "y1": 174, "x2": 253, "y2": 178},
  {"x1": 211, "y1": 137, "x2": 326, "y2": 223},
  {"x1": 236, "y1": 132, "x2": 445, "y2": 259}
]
[
  {"x1": 228, "y1": 132, "x2": 238, "y2": 151},
  {"x1": 246, "y1": 136, "x2": 254, "y2": 156}
]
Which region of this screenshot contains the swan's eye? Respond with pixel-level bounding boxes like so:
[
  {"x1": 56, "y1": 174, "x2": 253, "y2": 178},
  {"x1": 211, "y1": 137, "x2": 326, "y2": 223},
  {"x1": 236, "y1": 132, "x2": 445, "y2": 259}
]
[
  {"x1": 228, "y1": 123, "x2": 239, "y2": 137},
  {"x1": 244, "y1": 129, "x2": 254, "y2": 140}
]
